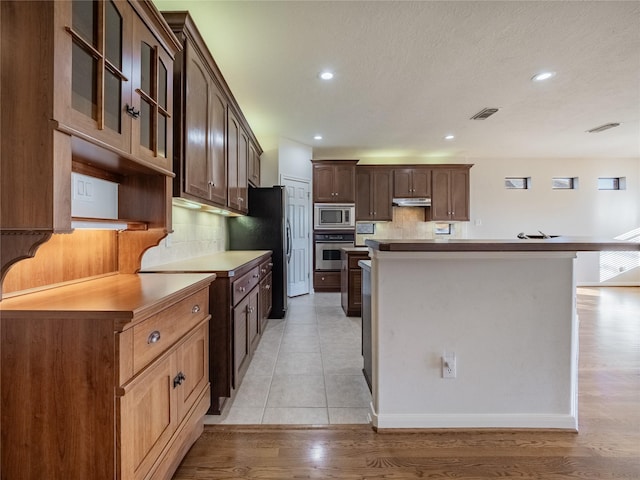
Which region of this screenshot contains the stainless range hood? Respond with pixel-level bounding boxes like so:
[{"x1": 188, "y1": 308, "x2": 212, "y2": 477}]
[{"x1": 392, "y1": 197, "x2": 431, "y2": 207}]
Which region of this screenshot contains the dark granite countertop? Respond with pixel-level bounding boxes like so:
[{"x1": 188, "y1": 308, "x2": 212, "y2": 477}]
[{"x1": 366, "y1": 237, "x2": 640, "y2": 252}]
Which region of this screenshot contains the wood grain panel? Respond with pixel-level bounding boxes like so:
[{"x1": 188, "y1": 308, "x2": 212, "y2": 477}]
[
  {"x1": 1, "y1": 316, "x2": 116, "y2": 479},
  {"x1": 2, "y1": 230, "x2": 117, "y2": 295}
]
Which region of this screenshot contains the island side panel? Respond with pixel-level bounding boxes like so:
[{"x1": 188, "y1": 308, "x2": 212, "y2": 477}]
[{"x1": 369, "y1": 250, "x2": 578, "y2": 430}]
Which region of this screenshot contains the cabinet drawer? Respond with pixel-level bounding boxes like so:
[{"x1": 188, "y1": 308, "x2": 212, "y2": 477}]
[
  {"x1": 314, "y1": 271, "x2": 341, "y2": 289},
  {"x1": 233, "y1": 266, "x2": 260, "y2": 305},
  {"x1": 132, "y1": 288, "x2": 209, "y2": 374},
  {"x1": 259, "y1": 259, "x2": 273, "y2": 279}
]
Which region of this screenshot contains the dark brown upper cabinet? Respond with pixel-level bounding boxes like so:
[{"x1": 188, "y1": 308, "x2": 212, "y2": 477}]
[
  {"x1": 431, "y1": 167, "x2": 471, "y2": 221},
  {"x1": 356, "y1": 166, "x2": 393, "y2": 221},
  {"x1": 312, "y1": 160, "x2": 359, "y2": 203},
  {"x1": 162, "y1": 12, "x2": 261, "y2": 215},
  {"x1": 393, "y1": 167, "x2": 431, "y2": 198}
]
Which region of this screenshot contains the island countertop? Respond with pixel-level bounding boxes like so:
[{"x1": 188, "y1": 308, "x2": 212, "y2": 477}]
[{"x1": 366, "y1": 237, "x2": 640, "y2": 252}]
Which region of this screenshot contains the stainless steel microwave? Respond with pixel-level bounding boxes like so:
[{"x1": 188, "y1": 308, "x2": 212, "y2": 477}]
[{"x1": 314, "y1": 203, "x2": 355, "y2": 230}]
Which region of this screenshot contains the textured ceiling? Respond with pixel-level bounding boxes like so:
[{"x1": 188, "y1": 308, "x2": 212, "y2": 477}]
[{"x1": 152, "y1": 0, "x2": 640, "y2": 161}]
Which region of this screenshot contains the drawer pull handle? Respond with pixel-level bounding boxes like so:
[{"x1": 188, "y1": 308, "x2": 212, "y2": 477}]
[
  {"x1": 239, "y1": 287, "x2": 246, "y2": 293},
  {"x1": 268, "y1": 262, "x2": 273, "y2": 267},
  {"x1": 192, "y1": 304, "x2": 201, "y2": 314},
  {"x1": 261, "y1": 268, "x2": 266, "y2": 273},
  {"x1": 173, "y1": 371, "x2": 186, "y2": 388},
  {"x1": 147, "y1": 331, "x2": 161, "y2": 344},
  {"x1": 253, "y1": 274, "x2": 259, "y2": 278}
]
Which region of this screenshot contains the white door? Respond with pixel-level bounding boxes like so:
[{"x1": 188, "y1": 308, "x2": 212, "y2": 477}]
[{"x1": 281, "y1": 175, "x2": 311, "y2": 297}]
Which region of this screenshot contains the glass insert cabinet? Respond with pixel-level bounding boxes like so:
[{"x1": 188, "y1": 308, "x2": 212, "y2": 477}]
[{"x1": 64, "y1": 0, "x2": 173, "y2": 170}]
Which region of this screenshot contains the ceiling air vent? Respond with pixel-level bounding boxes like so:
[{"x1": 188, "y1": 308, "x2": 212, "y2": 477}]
[
  {"x1": 586, "y1": 123, "x2": 620, "y2": 133},
  {"x1": 470, "y1": 107, "x2": 499, "y2": 120}
]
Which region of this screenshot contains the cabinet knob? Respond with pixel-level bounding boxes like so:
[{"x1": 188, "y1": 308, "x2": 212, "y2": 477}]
[
  {"x1": 253, "y1": 274, "x2": 259, "y2": 278},
  {"x1": 239, "y1": 286, "x2": 246, "y2": 293},
  {"x1": 321, "y1": 276, "x2": 325, "y2": 281},
  {"x1": 208, "y1": 181, "x2": 215, "y2": 187},
  {"x1": 268, "y1": 262, "x2": 273, "y2": 267},
  {"x1": 125, "y1": 104, "x2": 140, "y2": 119},
  {"x1": 261, "y1": 268, "x2": 266, "y2": 273},
  {"x1": 147, "y1": 330, "x2": 161, "y2": 344},
  {"x1": 173, "y1": 371, "x2": 186, "y2": 388},
  {"x1": 192, "y1": 304, "x2": 200, "y2": 314},
  {"x1": 265, "y1": 285, "x2": 271, "y2": 290}
]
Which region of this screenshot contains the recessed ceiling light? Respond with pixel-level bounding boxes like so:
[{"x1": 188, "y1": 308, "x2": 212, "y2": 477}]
[
  {"x1": 531, "y1": 71, "x2": 556, "y2": 82},
  {"x1": 444, "y1": 134, "x2": 455, "y2": 140},
  {"x1": 319, "y1": 71, "x2": 334, "y2": 80},
  {"x1": 314, "y1": 135, "x2": 323, "y2": 140}
]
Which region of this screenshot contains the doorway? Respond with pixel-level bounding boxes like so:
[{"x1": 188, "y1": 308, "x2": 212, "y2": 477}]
[{"x1": 281, "y1": 175, "x2": 311, "y2": 297}]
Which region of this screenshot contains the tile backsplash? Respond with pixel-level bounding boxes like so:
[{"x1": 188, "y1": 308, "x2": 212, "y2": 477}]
[
  {"x1": 141, "y1": 206, "x2": 227, "y2": 268},
  {"x1": 355, "y1": 207, "x2": 467, "y2": 245}
]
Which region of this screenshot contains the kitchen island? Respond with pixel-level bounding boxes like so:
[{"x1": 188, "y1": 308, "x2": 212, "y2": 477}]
[{"x1": 364, "y1": 237, "x2": 639, "y2": 430}]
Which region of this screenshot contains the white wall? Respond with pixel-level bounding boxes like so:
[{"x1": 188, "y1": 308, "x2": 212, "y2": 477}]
[
  {"x1": 465, "y1": 157, "x2": 640, "y2": 285},
  {"x1": 278, "y1": 137, "x2": 313, "y2": 183},
  {"x1": 141, "y1": 206, "x2": 227, "y2": 268}
]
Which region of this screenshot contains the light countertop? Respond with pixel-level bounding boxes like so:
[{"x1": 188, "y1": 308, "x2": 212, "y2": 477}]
[{"x1": 140, "y1": 250, "x2": 272, "y2": 277}]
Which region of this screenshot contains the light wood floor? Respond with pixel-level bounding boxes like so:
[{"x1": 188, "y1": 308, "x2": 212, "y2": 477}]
[{"x1": 173, "y1": 287, "x2": 640, "y2": 479}]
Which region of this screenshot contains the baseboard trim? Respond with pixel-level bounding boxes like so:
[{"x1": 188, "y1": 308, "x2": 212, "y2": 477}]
[{"x1": 369, "y1": 404, "x2": 578, "y2": 431}]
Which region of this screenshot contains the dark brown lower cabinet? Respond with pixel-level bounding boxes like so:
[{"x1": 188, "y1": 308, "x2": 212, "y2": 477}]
[
  {"x1": 314, "y1": 271, "x2": 341, "y2": 292},
  {"x1": 360, "y1": 260, "x2": 372, "y2": 393},
  {"x1": 341, "y1": 249, "x2": 370, "y2": 316}
]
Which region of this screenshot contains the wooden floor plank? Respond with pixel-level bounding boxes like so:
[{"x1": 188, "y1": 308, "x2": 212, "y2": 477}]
[{"x1": 172, "y1": 287, "x2": 640, "y2": 479}]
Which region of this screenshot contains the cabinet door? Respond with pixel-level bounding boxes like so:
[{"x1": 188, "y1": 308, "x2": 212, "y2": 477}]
[
  {"x1": 175, "y1": 322, "x2": 209, "y2": 421},
  {"x1": 355, "y1": 169, "x2": 373, "y2": 221},
  {"x1": 183, "y1": 44, "x2": 211, "y2": 199},
  {"x1": 249, "y1": 143, "x2": 260, "y2": 187},
  {"x1": 313, "y1": 164, "x2": 336, "y2": 202},
  {"x1": 450, "y1": 169, "x2": 470, "y2": 221},
  {"x1": 119, "y1": 352, "x2": 177, "y2": 480},
  {"x1": 66, "y1": 0, "x2": 133, "y2": 152},
  {"x1": 411, "y1": 168, "x2": 431, "y2": 197},
  {"x1": 431, "y1": 169, "x2": 451, "y2": 221},
  {"x1": 227, "y1": 109, "x2": 240, "y2": 211},
  {"x1": 233, "y1": 295, "x2": 250, "y2": 388},
  {"x1": 393, "y1": 169, "x2": 413, "y2": 197},
  {"x1": 130, "y1": 17, "x2": 173, "y2": 171},
  {"x1": 248, "y1": 287, "x2": 260, "y2": 353},
  {"x1": 334, "y1": 164, "x2": 356, "y2": 202},
  {"x1": 372, "y1": 169, "x2": 393, "y2": 220},
  {"x1": 209, "y1": 85, "x2": 228, "y2": 205},
  {"x1": 238, "y1": 129, "x2": 249, "y2": 213}
]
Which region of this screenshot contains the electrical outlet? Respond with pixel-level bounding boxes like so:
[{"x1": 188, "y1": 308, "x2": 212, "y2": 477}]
[{"x1": 442, "y1": 352, "x2": 456, "y2": 379}]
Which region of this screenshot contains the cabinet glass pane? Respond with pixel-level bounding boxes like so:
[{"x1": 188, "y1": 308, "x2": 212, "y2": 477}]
[
  {"x1": 140, "y1": 100, "x2": 153, "y2": 150},
  {"x1": 141, "y1": 42, "x2": 152, "y2": 94},
  {"x1": 72, "y1": 0, "x2": 97, "y2": 46},
  {"x1": 104, "y1": 69, "x2": 122, "y2": 132},
  {"x1": 72, "y1": 42, "x2": 98, "y2": 119},
  {"x1": 158, "y1": 60, "x2": 167, "y2": 110},
  {"x1": 105, "y1": 0, "x2": 123, "y2": 70},
  {"x1": 158, "y1": 113, "x2": 167, "y2": 157}
]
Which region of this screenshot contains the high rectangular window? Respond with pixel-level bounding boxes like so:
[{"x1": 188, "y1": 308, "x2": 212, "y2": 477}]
[
  {"x1": 598, "y1": 177, "x2": 625, "y2": 190},
  {"x1": 505, "y1": 177, "x2": 531, "y2": 189},
  {"x1": 552, "y1": 177, "x2": 578, "y2": 190}
]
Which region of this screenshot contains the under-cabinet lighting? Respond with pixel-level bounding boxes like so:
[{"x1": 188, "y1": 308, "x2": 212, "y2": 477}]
[
  {"x1": 72, "y1": 221, "x2": 129, "y2": 230},
  {"x1": 173, "y1": 198, "x2": 202, "y2": 210}
]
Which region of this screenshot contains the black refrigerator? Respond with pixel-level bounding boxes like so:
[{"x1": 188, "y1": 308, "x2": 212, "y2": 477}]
[{"x1": 227, "y1": 186, "x2": 290, "y2": 318}]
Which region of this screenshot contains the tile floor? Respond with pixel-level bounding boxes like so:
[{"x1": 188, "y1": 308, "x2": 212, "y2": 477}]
[{"x1": 204, "y1": 292, "x2": 372, "y2": 425}]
